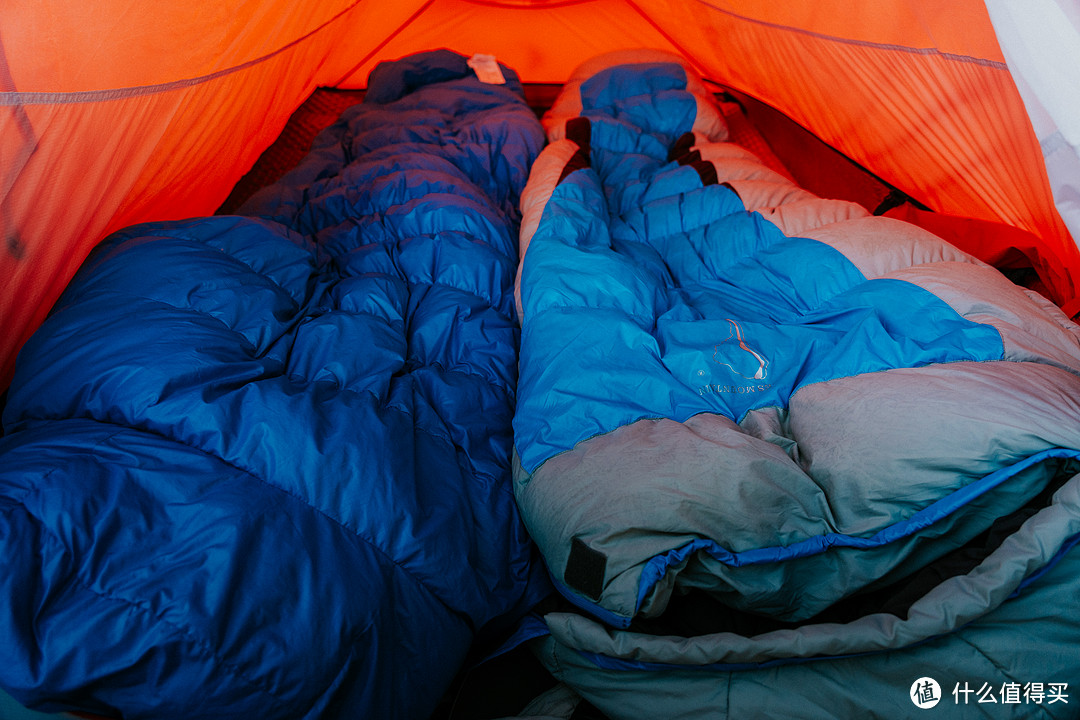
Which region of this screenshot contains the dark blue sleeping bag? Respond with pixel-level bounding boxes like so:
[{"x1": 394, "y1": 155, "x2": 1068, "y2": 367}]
[{"x1": 0, "y1": 49, "x2": 548, "y2": 720}]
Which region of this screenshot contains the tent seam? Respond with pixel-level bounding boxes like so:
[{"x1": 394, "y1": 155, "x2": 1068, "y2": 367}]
[
  {"x1": 461, "y1": 0, "x2": 599, "y2": 8},
  {"x1": 622, "y1": 0, "x2": 711, "y2": 79},
  {"x1": 690, "y1": 0, "x2": 1008, "y2": 69},
  {"x1": 327, "y1": 0, "x2": 437, "y2": 88},
  {"x1": 0, "y1": 0, "x2": 369, "y2": 106}
]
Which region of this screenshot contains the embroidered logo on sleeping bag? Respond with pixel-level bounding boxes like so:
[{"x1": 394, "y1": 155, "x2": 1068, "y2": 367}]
[{"x1": 713, "y1": 319, "x2": 768, "y2": 380}]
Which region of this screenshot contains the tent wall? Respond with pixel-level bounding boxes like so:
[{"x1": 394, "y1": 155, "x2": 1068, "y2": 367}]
[
  {"x1": 2, "y1": 0, "x2": 1078, "y2": 392},
  {"x1": 333, "y1": 0, "x2": 684, "y2": 87},
  {"x1": 0, "y1": 0, "x2": 429, "y2": 393}
]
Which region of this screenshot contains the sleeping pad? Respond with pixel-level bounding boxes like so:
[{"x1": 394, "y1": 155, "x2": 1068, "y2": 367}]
[
  {"x1": 511, "y1": 51, "x2": 1080, "y2": 719},
  {"x1": 0, "y1": 49, "x2": 549, "y2": 720}
]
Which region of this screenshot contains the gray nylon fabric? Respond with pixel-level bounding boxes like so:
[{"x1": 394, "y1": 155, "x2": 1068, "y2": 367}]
[
  {"x1": 544, "y1": 470, "x2": 1080, "y2": 665},
  {"x1": 532, "y1": 475, "x2": 1080, "y2": 719},
  {"x1": 515, "y1": 361, "x2": 1080, "y2": 621}
]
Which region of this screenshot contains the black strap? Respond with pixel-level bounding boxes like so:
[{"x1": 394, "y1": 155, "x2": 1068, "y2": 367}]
[
  {"x1": 667, "y1": 131, "x2": 697, "y2": 162},
  {"x1": 557, "y1": 147, "x2": 591, "y2": 184},
  {"x1": 688, "y1": 159, "x2": 718, "y2": 186},
  {"x1": 565, "y1": 116, "x2": 592, "y2": 150},
  {"x1": 564, "y1": 537, "x2": 607, "y2": 601}
]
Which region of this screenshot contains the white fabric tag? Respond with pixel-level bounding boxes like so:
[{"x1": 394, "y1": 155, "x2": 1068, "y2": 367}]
[{"x1": 467, "y1": 53, "x2": 506, "y2": 85}]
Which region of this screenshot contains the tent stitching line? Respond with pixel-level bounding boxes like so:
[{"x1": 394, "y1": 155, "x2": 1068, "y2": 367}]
[
  {"x1": 327, "y1": 0, "x2": 437, "y2": 89},
  {"x1": 623, "y1": 0, "x2": 711, "y2": 79},
  {"x1": 462, "y1": 0, "x2": 597, "y2": 8},
  {"x1": 0, "y1": 0, "x2": 370, "y2": 106},
  {"x1": 691, "y1": 0, "x2": 1008, "y2": 70},
  {"x1": 0, "y1": 0, "x2": 1010, "y2": 108}
]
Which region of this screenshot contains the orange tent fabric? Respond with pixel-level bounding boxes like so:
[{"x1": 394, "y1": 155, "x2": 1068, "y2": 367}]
[{"x1": 2, "y1": 0, "x2": 1077, "y2": 391}]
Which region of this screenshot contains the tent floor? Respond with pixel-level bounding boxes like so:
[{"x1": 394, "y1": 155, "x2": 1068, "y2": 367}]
[{"x1": 216, "y1": 88, "x2": 367, "y2": 216}]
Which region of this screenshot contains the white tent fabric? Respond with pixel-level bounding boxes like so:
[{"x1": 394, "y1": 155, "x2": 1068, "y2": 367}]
[{"x1": 986, "y1": 0, "x2": 1080, "y2": 270}]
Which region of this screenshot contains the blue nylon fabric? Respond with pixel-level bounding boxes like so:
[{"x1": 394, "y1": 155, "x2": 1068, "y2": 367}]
[
  {"x1": 515, "y1": 179, "x2": 1004, "y2": 472},
  {"x1": 0, "y1": 52, "x2": 547, "y2": 720},
  {"x1": 364, "y1": 47, "x2": 525, "y2": 105},
  {"x1": 579, "y1": 62, "x2": 698, "y2": 151},
  {"x1": 579, "y1": 62, "x2": 689, "y2": 112},
  {"x1": 513, "y1": 64, "x2": 1005, "y2": 474}
]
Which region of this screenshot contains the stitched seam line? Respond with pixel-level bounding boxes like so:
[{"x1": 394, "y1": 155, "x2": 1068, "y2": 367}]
[
  {"x1": 1, "y1": 1, "x2": 369, "y2": 106},
  {"x1": 691, "y1": 0, "x2": 1008, "y2": 69}
]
